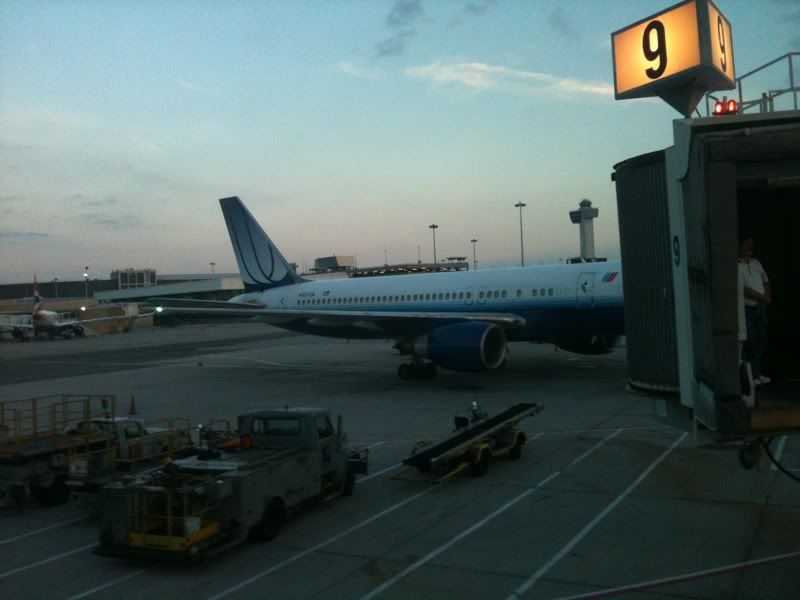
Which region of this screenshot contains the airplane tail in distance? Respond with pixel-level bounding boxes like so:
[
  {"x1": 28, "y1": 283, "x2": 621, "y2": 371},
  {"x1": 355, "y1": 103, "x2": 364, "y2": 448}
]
[
  {"x1": 219, "y1": 196, "x2": 304, "y2": 292},
  {"x1": 32, "y1": 274, "x2": 42, "y2": 314}
]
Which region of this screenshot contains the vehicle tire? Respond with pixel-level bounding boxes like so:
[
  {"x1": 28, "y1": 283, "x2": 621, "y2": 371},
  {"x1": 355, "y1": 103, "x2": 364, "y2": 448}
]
[
  {"x1": 343, "y1": 466, "x2": 356, "y2": 497},
  {"x1": 251, "y1": 498, "x2": 285, "y2": 541},
  {"x1": 398, "y1": 364, "x2": 412, "y2": 380},
  {"x1": 423, "y1": 363, "x2": 437, "y2": 379},
  {"x1": 508, "y1": 439, "x2": 523, "y2": 460},
  {"x1": 470, "y1": 450, "x2": 489, "y2": 477},
  {"x1": 32, "y1": 479, "x2": 71, "y2": 506}
]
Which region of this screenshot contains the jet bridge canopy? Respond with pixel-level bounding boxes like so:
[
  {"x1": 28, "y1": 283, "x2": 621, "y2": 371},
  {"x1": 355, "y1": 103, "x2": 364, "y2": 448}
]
[{"x1": 615, "y1": 110, "x2": 800, "y2": 442}]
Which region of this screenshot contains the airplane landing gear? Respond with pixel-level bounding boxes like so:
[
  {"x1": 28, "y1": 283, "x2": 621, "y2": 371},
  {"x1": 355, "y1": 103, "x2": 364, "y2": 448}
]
[{"x1": 398, "y1": 360, "x2": 437, "y2": 380}]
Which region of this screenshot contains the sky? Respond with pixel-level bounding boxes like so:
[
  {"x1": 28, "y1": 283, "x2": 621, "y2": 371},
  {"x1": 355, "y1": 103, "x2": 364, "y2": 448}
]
[{"x1": 1, "y1": 0, "x2": 798, "y2": 284}]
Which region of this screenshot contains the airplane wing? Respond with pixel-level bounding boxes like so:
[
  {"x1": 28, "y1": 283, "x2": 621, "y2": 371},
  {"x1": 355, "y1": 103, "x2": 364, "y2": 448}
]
[{"x1": 149, "y1": 298, "x2": 526, "y2": 331}]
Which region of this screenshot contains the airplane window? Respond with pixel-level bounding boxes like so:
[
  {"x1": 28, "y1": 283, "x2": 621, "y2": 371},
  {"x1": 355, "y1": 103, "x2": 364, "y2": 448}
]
[
  {"x1": 548, "y1": 288, "x2": 554, "y2": 296},
  {"x1": 516, "y1": 289, "x2": 522, "y2": 297},
  {"x1": 438, "y1": 293, "x2": 443, "y2": 300},
  {"x1": 445, "y1": 293, "x2": 450, "y2": 300},
  {"x1": 479, "y1": 291, "x2": 484, "y2": 299},
  {"x1": 501, "y1": 290, "x2": 507, "y2": 298},
  {"x1": 540, "y1": 288, "x2": 546, "y2": 296},
  {"x1": 532, "y1": 289, "x2": 538, "y2": 296},
  {"x1": 463, "y1": 292, "x2": 468, "y2": 299},
  {"x1": 493, "y1": 290, "x2": 500, "y2": 299},
  {"x1": 425, "y1": 294, "x2": 431, "y2": 301},
  {"x1": 413, "y1": 294, "x2": 418, "y2": 301}
]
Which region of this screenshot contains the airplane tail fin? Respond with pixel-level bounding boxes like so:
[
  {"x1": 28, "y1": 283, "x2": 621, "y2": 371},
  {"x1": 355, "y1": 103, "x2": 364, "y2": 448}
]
[
  {"x1": 219, "y1": 196, "x2": 304, "y2": 292},
  {"x1": 32, "y1": 274, "x2": 42, "y2": 315}
]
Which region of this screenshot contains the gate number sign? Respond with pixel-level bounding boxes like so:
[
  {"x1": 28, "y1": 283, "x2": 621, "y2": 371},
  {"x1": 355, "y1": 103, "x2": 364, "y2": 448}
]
[{"x1": 612, "y1": 0, "x2": 734, "y2": 100}]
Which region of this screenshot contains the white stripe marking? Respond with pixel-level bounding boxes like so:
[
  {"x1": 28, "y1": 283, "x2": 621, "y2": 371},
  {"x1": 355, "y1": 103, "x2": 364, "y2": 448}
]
[
  {"x1": 207, "y1": 484, "x2": 445, "y2": 600},
  {"x1": 359, "y1": 471, "x2": 561, "y2": 600},
  {"x1": 565, "y1": 429, "x2": 622, "y2": 470},
  {"x1": 0, "y1": 516, "x2": 86, "y2": 545},
  {"x1": 553, "y1": 550, "x2": 800, "y2": 599},
  {"x1": 770, "y1": 436, "x2": 788, "y2": 471},
  {"x1": 506, "y1": 432, "x2": 687, "y2": 599},
  {"x1": 0, "y1": 543, "x2": 95, "y2": 580},
  {"x1": 358, "y1": 462, "x2": 401, "y2": 483},
  {"x1": 66, "y1": 570, "x2": 145, "y2": 600}
]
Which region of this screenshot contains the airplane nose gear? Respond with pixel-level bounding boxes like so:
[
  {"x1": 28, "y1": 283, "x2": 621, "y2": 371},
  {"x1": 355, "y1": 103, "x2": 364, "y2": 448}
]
[{"x1": 398, "y1": 360, "x2": 437, "y2": 380}]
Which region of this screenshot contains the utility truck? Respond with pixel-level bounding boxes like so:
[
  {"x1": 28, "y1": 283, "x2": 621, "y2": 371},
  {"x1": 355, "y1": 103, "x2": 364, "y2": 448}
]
[{"x1": 95, "y1": 407, "x2": 368, "y2": 560}]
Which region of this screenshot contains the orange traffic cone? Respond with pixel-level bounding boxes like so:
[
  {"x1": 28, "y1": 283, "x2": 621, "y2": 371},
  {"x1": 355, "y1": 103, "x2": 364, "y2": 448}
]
[{"x1": 128, "y1": 394, "x2": 138, "y2": 416}]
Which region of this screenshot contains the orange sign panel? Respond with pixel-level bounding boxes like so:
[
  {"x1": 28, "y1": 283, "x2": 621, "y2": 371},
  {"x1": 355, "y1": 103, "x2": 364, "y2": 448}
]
[
  {"x1": 613, "y1": 0, "x2": 701, "y2": 97},
  {"x1": 707, "y1": 0, "x2": 735, "y2": 81}
]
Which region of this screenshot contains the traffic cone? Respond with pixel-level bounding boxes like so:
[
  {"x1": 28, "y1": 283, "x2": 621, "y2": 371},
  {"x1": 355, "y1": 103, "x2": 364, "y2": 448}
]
[{"x1": 128, "y1": 394, "x2": 138, "y2": 416}]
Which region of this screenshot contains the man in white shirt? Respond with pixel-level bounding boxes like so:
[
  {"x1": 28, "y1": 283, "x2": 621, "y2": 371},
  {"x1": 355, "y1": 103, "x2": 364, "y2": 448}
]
[{"x1": 738, "y1": 237, "x2": 771, "y2": 384}]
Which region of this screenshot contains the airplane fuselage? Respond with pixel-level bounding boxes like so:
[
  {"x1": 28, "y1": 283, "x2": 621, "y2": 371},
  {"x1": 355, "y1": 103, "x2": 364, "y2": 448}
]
[{"x1": 231, "y1": 261, "x2": 623, "y2": 343}]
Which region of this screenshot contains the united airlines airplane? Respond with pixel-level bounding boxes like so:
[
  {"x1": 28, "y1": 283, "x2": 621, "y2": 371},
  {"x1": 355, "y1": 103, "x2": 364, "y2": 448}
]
[{"x1": 154, "y1": 197, "x2": 624, "y2": 379}]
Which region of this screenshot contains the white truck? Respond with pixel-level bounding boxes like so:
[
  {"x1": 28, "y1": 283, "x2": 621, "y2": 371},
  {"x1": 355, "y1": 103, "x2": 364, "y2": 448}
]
[{"x1": 96, "y1": 407, "x2": 368, "y2": 560}]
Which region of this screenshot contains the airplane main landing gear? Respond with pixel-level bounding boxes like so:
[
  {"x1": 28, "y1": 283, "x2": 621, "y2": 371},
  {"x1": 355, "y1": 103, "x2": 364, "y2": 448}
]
[{"x1": 398, "y1": 360, "x2": 437, "y2": 380}]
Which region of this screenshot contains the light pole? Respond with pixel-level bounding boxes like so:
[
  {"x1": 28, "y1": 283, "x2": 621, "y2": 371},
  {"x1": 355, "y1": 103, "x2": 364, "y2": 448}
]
[
  {"x1": 514, "y1": 202, "x2": 526, "y2": 267},
  {"x1": 416, "y1": 245, "x2": 421, "y2": 264},
  {"x1": 429, "y1": 224, "x2": 438, "y2": 270},
  {"x1": 210, "y1": 261, "x2": 216, "y2": 279},
  {"x1": 53, "y1": 277, "x2": 58, "y2": 299},
  {"x1": 83, "y1": 266, "x2": 89, "y2": 299},
  {"x1": 470, "y1": 239, "x2": 478, "y2": 270}
]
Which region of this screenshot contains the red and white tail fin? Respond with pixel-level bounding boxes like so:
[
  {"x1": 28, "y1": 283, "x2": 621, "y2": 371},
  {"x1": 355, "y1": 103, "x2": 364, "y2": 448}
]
[{"x1": 32, "y1": 274, "x2": 43, "y2": 318}]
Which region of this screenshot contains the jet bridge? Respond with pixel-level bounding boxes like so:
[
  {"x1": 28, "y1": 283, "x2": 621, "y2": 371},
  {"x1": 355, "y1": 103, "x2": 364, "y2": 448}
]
[{"x1": 614, "y1": 110, "x2": 800, "y2": 453}]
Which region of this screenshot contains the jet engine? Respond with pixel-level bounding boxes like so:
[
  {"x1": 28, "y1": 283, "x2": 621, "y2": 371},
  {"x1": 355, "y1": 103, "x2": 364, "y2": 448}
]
[
  {"x1": 555, "y1": 335, "x2": 620, "y2": 355},
  {"x1": 399, "y1": 322, "x2": 508, "y2": 372}
]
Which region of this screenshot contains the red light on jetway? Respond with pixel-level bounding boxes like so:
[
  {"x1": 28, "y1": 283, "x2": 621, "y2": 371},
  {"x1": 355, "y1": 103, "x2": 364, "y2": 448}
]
[{"x1": 713, "y1": 98, "x2": 738, "y2": 116}]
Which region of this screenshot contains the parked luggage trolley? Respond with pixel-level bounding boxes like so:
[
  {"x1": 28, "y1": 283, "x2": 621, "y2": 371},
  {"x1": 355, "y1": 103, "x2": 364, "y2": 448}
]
[{"x1": 394, "y1": 402, "x2": 543, "y2": 482}]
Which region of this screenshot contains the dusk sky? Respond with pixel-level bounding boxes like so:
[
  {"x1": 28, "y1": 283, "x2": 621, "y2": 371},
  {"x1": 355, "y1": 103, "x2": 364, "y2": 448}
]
[{"x1": 1, "y1": 0, "x2": 798, "y2": 284}]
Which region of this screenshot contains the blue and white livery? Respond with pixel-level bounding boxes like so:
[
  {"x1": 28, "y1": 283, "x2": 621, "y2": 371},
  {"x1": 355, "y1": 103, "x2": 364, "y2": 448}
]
[{"x1": 155, "y1": 197, "x2": 625, "y2": 379}]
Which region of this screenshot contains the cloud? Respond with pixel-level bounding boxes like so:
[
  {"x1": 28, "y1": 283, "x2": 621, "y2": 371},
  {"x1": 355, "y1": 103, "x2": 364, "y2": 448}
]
[
  {"x1": 547, "y1": 7, "x2": 577, "y2": 38},
  {"x1": 336, "y1": 62, "x2": 383, "y2": 80},
  {"x1": 405, "y1": 62, "x2": 613, "y2": 97},
  {"x1": 80, "y1": 213, "x2": 141, "y2": 228},
  {"x1": 0, "y1": 231, "x2": 49, "y2": 240},
  {"x1": 176, "y1": 77, "x2": 212, "y2": 94},
  {"x1": 386, "y1": 0, "x2": 423, "y2": 29},
  {"x1": 0, "y1": 195, "x2": 20, "y2": 203},
  {"x1": 85, "y1": 198, "x2": 118, "y2": 207},
  {"x1": 463, "y1": 0, "x2": 497, "y2": 16},
  {"x1": 375, "y1": 30, "x2": 417, "y2": 57}
]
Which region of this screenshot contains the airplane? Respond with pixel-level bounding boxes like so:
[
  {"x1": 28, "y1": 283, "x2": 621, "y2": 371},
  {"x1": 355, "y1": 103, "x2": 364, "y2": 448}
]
[
  {"x1": 0, "y1": 277, "x2": 146, "y2": 341},
  {"x1": 153, "y1": 197, "x2": 624, "y2": 378}
]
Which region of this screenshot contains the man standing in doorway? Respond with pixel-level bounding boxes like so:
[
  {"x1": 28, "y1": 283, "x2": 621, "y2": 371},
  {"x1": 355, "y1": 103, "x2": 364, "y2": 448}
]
[{"x1": 739, "y1": 237, "x2": 771, "y2": 384}]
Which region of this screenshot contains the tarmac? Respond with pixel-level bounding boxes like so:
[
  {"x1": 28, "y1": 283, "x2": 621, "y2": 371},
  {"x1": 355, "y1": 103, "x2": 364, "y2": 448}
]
[{"x1": 1, "y1": 323, "x2": 799, "y2": 599}]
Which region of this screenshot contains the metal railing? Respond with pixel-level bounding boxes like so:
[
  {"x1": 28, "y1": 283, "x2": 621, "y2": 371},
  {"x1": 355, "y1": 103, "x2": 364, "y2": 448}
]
[{"x1": 703, "y1": 52, "x2": 798, "y2": 115}]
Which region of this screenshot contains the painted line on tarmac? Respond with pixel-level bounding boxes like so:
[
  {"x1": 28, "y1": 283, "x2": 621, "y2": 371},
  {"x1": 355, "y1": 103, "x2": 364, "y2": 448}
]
[
  {"x1": 66, "y1": 570, "x2": 146, "y2": 600},
  {"x1": 207, "y1": 483, "x2": 446, "y2": 600},
  {"x1": 770, "y1": 436, "x2": 788, "y2": 471},
  {"x1": 564, "y1": 429, "x2": 622, "y2": 470},
  {"x1": 506, "y1": 432, "x2": 688, "y2": 600},
  {"x1": 539, "y1": 425, "x2": 672, "y2": 435},
  {"x1": 363, "y1": 441, "x2": 386, "y2": 450},
  {"x1": 552, "y1": 549, "x2": 800, "y2": 599},
  {"x1": 358, "y1": 471, "x2": 561, "y2": 600},
  {"x1": 0, "y1": 516, "x2": 87, "y2": 545},
  {"x1": 358, "y1": 463, "x2": 401, "y2": 483},
  {"x1": 0, "y1": 543, "x2": 95, "y2": 580}
]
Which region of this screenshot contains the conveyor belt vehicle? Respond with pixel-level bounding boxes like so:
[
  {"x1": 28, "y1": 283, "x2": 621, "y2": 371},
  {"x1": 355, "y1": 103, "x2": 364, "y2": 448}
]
[{"x1": 396, "y1": 402, "x2": 543, "y2": 481}]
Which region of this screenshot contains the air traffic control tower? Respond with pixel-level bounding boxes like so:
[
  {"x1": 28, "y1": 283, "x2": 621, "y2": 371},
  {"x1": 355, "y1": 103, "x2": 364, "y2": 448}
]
[{"x1": 569, "y1": 199, "x2": 599, "y2": 260}]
